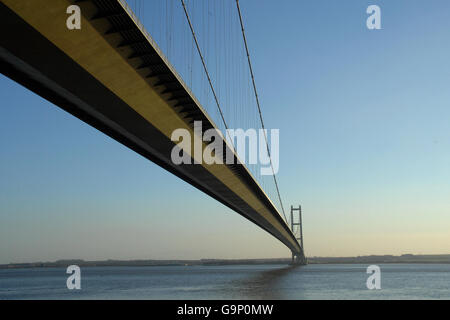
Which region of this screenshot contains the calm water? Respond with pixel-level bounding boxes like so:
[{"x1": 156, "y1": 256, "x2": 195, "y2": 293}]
[{"x1": 0, "y1": 264, "x2": 449, "y2": 299}]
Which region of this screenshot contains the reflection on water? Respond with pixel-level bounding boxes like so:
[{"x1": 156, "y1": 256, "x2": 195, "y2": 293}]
[
  {"x1": 1, "y1": 264, "x2": 450, "y2": 299},
  {"x1": 231, "y1": 265, "x2": 300, "y2": 299}
]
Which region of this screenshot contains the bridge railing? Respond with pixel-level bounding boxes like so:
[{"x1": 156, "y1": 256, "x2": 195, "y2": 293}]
[{"x1": 116, "y1": 0, "x2": 216, "y2": 130}]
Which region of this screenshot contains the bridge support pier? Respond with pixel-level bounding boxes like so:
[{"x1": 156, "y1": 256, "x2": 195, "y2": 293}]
[
  {"x1": 291, "y1": 251, "x2": 307, "y2": 265},
  {"x1": 290, "y1": 205, "x2": 307, "y2": 265}
]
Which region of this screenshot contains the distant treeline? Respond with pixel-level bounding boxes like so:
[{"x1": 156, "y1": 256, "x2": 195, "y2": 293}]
[
  {"x1": 1, "y1": 254, "x2": 450, "y2": 269},
  {"x1": 307, "y1": 254, "x2": 450, "y2": 264},
  {"x1": 0, "y1": 258, "x2": 291, "y2": 269}
]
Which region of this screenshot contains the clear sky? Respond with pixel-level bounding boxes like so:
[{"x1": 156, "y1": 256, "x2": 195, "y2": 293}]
[{"x1": 1, "y1": 0, "x2": 450, "y2": 264}]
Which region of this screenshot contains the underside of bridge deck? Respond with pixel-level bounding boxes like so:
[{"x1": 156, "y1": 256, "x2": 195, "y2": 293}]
[{"x1": 0, "y1": 0, "x2": 302, "y2": 255}]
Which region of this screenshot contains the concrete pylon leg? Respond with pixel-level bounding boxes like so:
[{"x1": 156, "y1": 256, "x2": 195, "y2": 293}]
[
  {"x1": 291, "y1": 251, "x2": 307, "y2": 265},
  {"x1": 290, "y1": 205, "x2": 307, "y2": 265}
]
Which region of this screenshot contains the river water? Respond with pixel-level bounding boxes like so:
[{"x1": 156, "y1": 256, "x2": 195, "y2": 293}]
[{"x1": 1, "y1": 264, "x2": 449, "y2": 299}]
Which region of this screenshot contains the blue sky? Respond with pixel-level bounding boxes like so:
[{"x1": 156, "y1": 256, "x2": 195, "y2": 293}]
[{"x1": 1, "y1": 0, "x2": 450, "y2": 263}]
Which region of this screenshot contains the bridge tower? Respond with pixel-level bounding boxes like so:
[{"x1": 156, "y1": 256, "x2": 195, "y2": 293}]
[{"x1": 290, "y1": 205, "x2": 307, "y2": 265}]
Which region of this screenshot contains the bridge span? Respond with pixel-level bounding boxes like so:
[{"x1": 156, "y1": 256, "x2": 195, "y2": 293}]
[{"x1": 0, "y1": 0, "x2": 304, "y2": 259}]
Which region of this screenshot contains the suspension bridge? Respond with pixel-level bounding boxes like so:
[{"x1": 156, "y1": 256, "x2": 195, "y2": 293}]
[{"x1": 0, "y1": 0, "x2": 306, "y2": 264}]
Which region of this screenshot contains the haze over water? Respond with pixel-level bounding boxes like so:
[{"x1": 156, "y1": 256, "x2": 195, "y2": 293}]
[{"x1": 1, "y1": 264, "x2": 449, "y2": 300}]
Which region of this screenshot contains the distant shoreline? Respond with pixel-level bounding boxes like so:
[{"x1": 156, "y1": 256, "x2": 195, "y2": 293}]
[{"x1": 2, "y1": 254, "x2": 450, "y2": 269}]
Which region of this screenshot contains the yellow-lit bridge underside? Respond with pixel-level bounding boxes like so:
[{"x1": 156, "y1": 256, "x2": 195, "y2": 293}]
[{"x1": 0, "y1": 0, "x2": 302, "y2": 254}]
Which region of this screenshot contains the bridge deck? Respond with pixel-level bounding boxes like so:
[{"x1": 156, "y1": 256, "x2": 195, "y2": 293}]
[{"x1": 0, "y1": 0, "x2": 302, "y2": 254}]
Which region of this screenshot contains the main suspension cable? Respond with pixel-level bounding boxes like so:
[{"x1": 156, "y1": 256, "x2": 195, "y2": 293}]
[{"x1": 180, "y1": 0, "x2": 231, "y2": 138}]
